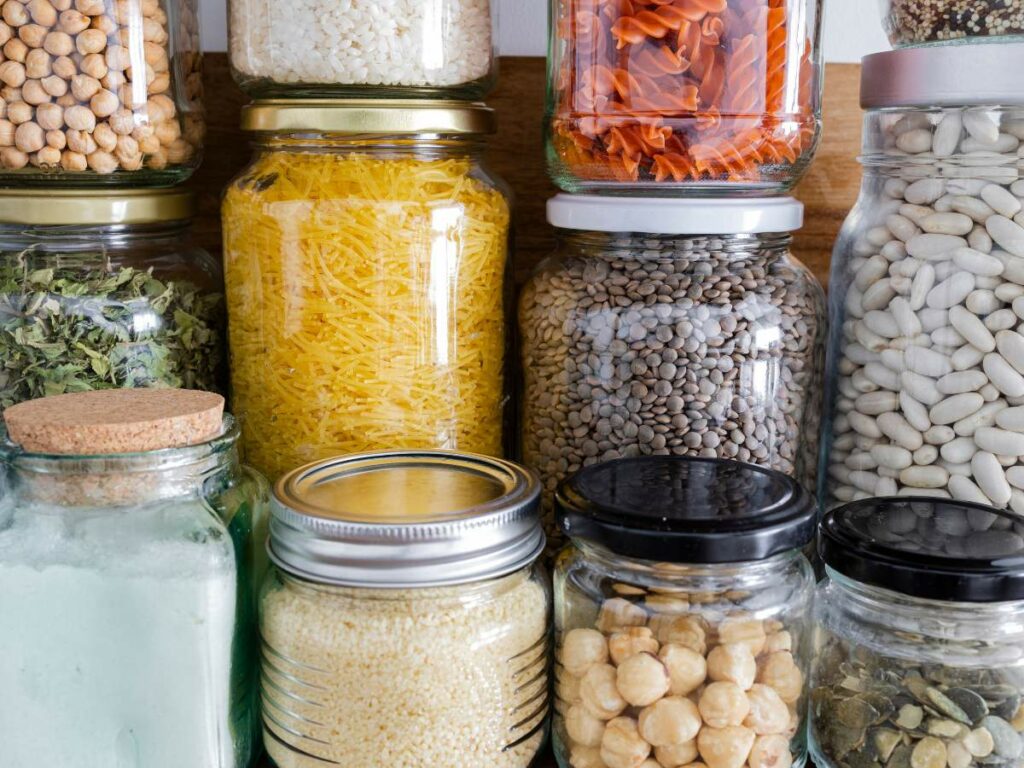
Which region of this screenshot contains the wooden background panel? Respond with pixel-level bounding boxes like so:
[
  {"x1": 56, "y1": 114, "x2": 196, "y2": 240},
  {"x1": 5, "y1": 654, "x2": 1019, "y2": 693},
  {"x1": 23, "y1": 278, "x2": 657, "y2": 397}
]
[{"x1": 192, "y1": 56, "x2": 863, "y2": 289}]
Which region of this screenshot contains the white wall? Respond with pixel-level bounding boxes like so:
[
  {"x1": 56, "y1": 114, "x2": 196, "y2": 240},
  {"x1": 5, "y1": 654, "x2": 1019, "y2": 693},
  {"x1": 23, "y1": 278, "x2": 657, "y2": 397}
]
[{"x1": 201, "y1": 0, "x2": 890, "y2": 62}]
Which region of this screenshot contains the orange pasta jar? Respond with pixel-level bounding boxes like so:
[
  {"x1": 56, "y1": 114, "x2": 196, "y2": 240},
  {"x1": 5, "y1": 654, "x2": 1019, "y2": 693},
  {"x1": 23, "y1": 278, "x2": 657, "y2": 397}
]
[{"x1": 546, "y1": 0, "x2": 824, "y2": 194}]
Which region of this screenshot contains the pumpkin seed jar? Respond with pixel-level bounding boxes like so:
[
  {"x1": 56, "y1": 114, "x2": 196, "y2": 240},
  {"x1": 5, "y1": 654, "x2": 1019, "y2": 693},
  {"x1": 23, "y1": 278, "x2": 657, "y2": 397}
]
[
  {"x1": 260, "y1": 451, "x2": 550, "y2": 768},
  {"x1": 811, "y1": 498, "x2": 1024, "y2": 768},
  {"x1": 552, "y1": 457, "x2": 817, "y2": 768}
]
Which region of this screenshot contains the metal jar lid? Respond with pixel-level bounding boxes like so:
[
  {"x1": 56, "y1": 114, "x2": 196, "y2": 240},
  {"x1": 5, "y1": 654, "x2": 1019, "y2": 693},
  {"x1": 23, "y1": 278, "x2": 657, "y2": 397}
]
[
  {"x1": 269, "y1": 450, "x2": 544, "y2": 588},
  {"x1": 241, "y1": 100, "x2": 496, "y2": 135},
  {"x1": 0, "y1": 189, "x2": 195, "y2": 226},
  {"x1": 861, "y1": 43, "x2": 1024, "y2": 109}
]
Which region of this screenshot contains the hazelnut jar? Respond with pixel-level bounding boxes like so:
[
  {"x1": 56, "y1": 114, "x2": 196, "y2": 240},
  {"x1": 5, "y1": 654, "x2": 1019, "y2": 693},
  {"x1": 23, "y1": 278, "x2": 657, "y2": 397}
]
[{"x1": 552, "y1": 456, "x2": 817, "y2": 768}]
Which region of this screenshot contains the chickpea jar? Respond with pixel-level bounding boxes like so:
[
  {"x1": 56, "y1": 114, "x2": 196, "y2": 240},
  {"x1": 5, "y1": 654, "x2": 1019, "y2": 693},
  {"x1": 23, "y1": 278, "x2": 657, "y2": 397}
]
[{"x1": 552, "y1": 456, "x2": 817, "y2": 768}]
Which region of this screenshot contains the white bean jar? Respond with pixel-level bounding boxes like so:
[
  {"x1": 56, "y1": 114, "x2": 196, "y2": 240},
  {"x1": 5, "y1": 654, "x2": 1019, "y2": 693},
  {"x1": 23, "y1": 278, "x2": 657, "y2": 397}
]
[{"x1": 823, "y1": 42, "x2": 1024, "y2": 511}]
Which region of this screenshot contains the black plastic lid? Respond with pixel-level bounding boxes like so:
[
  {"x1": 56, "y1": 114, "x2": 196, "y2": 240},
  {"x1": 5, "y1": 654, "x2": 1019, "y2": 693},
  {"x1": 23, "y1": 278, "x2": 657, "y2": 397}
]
[
  {"x1": 555, "y1": 457, "x2": 816, "y2": 564},
  {"x1": 820, "y1": 498, "x2": 1024, "y2": 603}
]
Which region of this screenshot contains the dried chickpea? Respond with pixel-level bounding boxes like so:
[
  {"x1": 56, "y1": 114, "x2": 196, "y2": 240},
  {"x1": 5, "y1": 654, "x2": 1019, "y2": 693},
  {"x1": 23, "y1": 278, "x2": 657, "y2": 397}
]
[
  {"x1": 638, "y1": 696, "x2": 701, "y2": 747},
  {"x1": 597, "y1": 598, "x2": 648, "y2": 633},
  {"x1": 76, "y1": 0, "x2": 106, "y2": 17},
  {"x1": 0, "y1": 146, "x2": 28, "y2": 168},
  {"x1": 22, "y1": 79, "x2": 50, "y2": 105},
  {"x1": 35, "y1": 101, "x2": 62, "y2": 130},
  {"x1": 27, "y1": 0, "x2": 58, "y2": 26},
  {"x1": 19, "y1": 23, "x2": 49, "y2": 48},
  {"x1": 580, "y1": 664, "x2": 628, "y2": 721},
  {"x1": 656, "y1": 615, "x2": 707, "y2": 654},
  {"x1": 654, "y1": 740, "x2": 699, "y2": 768},
  {"x1": 14, "y1": 120, "x2": 44, "y2": 152},
  {"x1": 744, "y1": 684, "x2": 790, "y2": 735},
  {"x1": 557, "y1": 667, "x2": 583, "y2": 707},
  {"x1": 0, "y1": 118, "x2": 14, "y2": 145},
  {"x1": 697, "y1": 725, "x2": 756, "y2": 768},
  {"x1": 600, "y1": 717, "x2": 652, "y2": 768},
  {"x1": 144, "y1": 144, "x2": 165, "y2": 168},
  {"x1": 79, "y1": 51, "x2": 105, "y2": 78},
  {"x1": 57, "y1": 9, "x2": 88, "y2": 34},
  {"x1": 63, "y1": 103, "x2": 94, "y2": 130},
  {"x1": 86, "y1": 148, "x2": 116, "y2": 173},
  {"x1": 609, "y1": 627, "x2": 659, "y2": 666},
  {"x1": 748, "y1": 734, "x2": 793, "y2": 768},
  {"x1": 51, "y1": 54, "x2": 75, "y2": 78},
  {"x1": 707, "y1": 643, "x2": 757, "y2": 691},
  {"x1": 65, "y1": 127, "x2": 94, "y2": 153},
  {"x1": 24, "y1": 48, "x2": 51, "y2": 78},
  {"x1": 563, "y1": 628, "x2": 610, "y2": 678},
  {"x1": 645, "y1": 593, "x2": 691, "y2": 615},
  {"x1": 567, "y1": 704, "x2": 607, "y2": 748},
  {"x1": 7, "y1": 100, "x2": 32, "y2": 124},
  {"x1": 616, "y1": 652, "x2": 671, "y2": 707},
  {"x1": 55, "y1": 92, "x2": 76, "y2": 107},
  {"x1": 699, "y1": 681, "x2": 750, "y2": 729},
  {"x1": 756, "y1": 653, "x2": 803, "y2": 704},
  {"x1": 0, "y1": 61, "x2": 26, "y2": 88},
  {"x1": 43, "y1": 30, "x2": 73, "y2": 56},
  {"x1": 4, "y1": 38, "x2": 28, "y2": 62},
  {"x1": 34, "y1": 143, "x2": 59, "y2": 165},
  {"x1": 717, "y1": 616, "x2": 767, "y2": 656},
  {"x1": 45, "y1": 128, "x2": 64, "y2": 148},
  {"x1": 75, "y1": 27, "x2": 104, "y2": 54},
  {"x1": 108, "y1": 107, "x2": 134, "y2": 134},
  {"x1": 2, "y1": 3, "x2": 29, "y2": 28},
  {"x1": 89, "y1": 87, "x2": 116, "y2": 117},
  {"x1": 41, "y1": 73, "x2": 66, "y2": 96},
  {"x1": 92, "y1": 120, "x2": 115, "y2": 151},
  {"x1": 659, "y1": 643, "x2": 707, "y2": 695},
  {"x1": 69, "y1": 73, "x2": 99, "y2": 101},
  {"x1": 763, "y1": 632, "x2": 792, "y2": 655},
  {"x1": 154, "y1": 116, "x2": 179, "y2": 145},
  {"x1": 570, "y1": 745, "x2": 608, "y2": 768},
  {"x1": 0, "y1": 21, "x2": 11, "y2": 45}
]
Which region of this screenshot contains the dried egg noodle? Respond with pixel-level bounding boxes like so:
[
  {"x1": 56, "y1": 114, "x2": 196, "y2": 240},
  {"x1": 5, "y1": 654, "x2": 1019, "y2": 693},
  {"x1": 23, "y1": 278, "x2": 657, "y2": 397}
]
[{"x1": 223, "y1": 152, "x2": 509, "y2": 480}]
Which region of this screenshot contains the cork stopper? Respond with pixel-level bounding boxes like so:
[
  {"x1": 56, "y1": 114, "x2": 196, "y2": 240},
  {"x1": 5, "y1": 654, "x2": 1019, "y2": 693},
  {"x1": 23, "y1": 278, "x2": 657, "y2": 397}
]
[{"x1": 3, "y1": 389, "x2": 225, "y2": 455}]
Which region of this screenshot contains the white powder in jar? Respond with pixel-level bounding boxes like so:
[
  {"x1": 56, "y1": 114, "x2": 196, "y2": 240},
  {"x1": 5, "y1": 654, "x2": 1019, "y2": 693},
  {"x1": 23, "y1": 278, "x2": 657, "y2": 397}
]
[
  {"x1": 229, "y1": 0, "x2": 493, "y2": 88},
  {"x1": 0, "y1": 502, "x2": 238, "y2": 768},
  {"x1": 261, "y1": 568, "x2": 550, "y2": 768}
]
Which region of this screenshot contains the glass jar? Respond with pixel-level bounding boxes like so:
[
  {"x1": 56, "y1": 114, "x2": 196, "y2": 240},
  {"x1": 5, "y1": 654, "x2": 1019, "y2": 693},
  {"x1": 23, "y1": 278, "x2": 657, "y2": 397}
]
[
  {"x1": 811, "y1": 497, "x2": 1024, "y2": 768},
  {"x1": 223, "y1": 101, "x2": 512, "y2": 482},
  {"x1": 0, "y1": 389, "x2": 270, "y2": 767},
  {"x1": 0, "y1": 0, "x2": 203, "y2": 184},
  {"x1": 0, "y1": 189, "x2": 224, "y2": 411},
  {"x1": 228, "y1": 0, "x2": 496, "y2": 98},
  {"x1": 545, "y1": 0, "x2": 823, "y2": 195},
  {"x1": 822, "y1": 44, "x2": 1024, "y2": 511},
  {"x1": 260, "y1": 451, "x2": 550, "y2": 768},
  {"x1": 552, "y1": 457, "x2": 817, "y2": 768},
  {"x1": 881, "y1": 0, "x2": 1024, "y2": 47},
  {"x1": 521, "y1": 195, "x2": 826, "y2": 545}
]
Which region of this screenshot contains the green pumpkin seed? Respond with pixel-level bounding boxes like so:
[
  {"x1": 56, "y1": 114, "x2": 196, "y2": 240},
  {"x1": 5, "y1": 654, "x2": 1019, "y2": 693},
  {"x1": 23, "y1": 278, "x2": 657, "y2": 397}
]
[
  {"x1": 911, "y1": 737, "x2": 948, "y2": 768},
  {"x1": 947, "y1": 688, "x2": 990, "y2": 724},
  {"x1": 874, "y1": 729, "x2": 903, "y2": 762},
  {"x1": 927, "y1": 688, "x2": 972, "y2": 725},
  {"x1": 981, "y1": 717, "x2": 1023, "y2": 759},
  {"x1": 896, "y1": 705, "x2": 925, "y2": 730}
]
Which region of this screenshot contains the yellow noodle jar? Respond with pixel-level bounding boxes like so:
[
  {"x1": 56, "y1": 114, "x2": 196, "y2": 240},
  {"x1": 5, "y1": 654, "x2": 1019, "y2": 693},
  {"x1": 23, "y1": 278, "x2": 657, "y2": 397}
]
[{"x1": 222, "y1": 101, "x2": 511, "y2": 480}]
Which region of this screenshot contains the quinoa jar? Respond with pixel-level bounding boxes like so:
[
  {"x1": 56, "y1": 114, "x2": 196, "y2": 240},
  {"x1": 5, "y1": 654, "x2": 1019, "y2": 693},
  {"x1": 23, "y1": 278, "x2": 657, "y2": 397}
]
[
  {"x1": 259, "y1": 451, "x2": 550, "y2": 768},
  {"x1": 882, "y1": 0, "x2": 1024, "y2": 46},
  {"x1": 545, "y1": 0, "x2": 823, "y2": 194},
  {"x1": 553, "y1": 457, "x2": 817, "y2": 768},
  {"x1": 0, "y1": 0, "x2": 203, "y2": 183},
  {"x1": 811, "y1": 498, "x2": 1024, "y2": 768},
  {"x1": 823, "y1": 44, "x2": 1024, "y2": 510},
  {"x1": 223, "y1": 101, "x2": 511, "y2": 481},
  {"x1": 0, "y1": 189, "x2": 224, "y2": 410},
  {"x1": 520, "y1": 196, "x2": 826, "y2": 544},
  {"x1": 228, "y1": 0, "x2": 495, "y2": 98},
  {"x1": 0, "y1": 389, "x2": 269, "y2": 767}
]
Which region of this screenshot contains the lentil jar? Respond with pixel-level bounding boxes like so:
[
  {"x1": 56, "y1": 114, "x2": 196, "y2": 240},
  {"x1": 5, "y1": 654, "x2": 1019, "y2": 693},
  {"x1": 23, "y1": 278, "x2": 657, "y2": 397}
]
[
  {"x1": 223, "y1": 101, "x2": 511, "y2": 481},
  {"x1": 882, "y1": 0, "x2": 1024, "y2": 47},
  {"x1": 545, "y1": 0, "x2": 824, "y2": 194},
  {"x1": 811, "y1": 498, "x2": 1024, "y2": 768},
  {"x1": 0, "y1": 190, "x2": 224, "y2": 410},
  {"x1": 0, "y1": 0, "x2": 203, "y2": 183},
  {"x1": 552, "y1": 457, "x2": 817, "y2": 768},
  {"x1": 229, "y1": 0, "x2": 496, "y2": 98},
  {"x1": 260, "y1": 451, "x2": 550, "y2": 768},
  {"x1": 0, "y1": 389, "x2": 269, "y2": 767},
  {"x1": 520, "y1": 196, "x2": 825, "y2": 544},
  {"x1": 822, "y1": 44, "x2": 1024, "y2": 511}
]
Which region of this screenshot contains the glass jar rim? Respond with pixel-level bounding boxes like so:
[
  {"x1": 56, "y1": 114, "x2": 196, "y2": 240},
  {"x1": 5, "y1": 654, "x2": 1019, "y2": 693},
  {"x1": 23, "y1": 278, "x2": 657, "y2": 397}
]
[
  {"x1": 0, "y1": 189, "x2": 195, "y2": 226},
  {"x1": 240, "y1": 100, "x2": 496, "y2": 135}
]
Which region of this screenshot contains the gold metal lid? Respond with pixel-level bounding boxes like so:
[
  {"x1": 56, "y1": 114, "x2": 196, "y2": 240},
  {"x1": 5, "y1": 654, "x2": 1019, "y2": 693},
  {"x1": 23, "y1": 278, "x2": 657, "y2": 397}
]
[
  {"x1": 240, "y1": 100, "x2": 496, "y2": 135},
  {"x1": 0, "y1": 189, "x2": 196, "y2": 225}
]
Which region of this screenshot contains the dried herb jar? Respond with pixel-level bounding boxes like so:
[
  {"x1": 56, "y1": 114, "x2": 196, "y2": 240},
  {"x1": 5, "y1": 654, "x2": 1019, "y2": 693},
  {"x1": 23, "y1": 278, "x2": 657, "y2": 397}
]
[
  {"x1": 552, "y1": 457, "x2": 817, "y2": 768},
  {"x1": 260, "y1": 451, "x2": 550, "y2": 768},
  {"x1": 0, "y1": 190, "x2": 224, "y2": 410},
  {"x1": 811, "y1": 498, "x2": 1024, "y2": 768},
  {"x1": 520, "y1": 196, "x2": 826, "y2": 546},
  {"x1": 0, "y1": 389, "x2": 269, "y2": 767}
]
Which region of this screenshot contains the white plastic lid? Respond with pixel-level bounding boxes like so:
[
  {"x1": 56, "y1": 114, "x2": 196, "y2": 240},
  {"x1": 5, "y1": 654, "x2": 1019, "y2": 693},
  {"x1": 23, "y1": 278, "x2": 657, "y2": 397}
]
[{"x1": 546, "y1": 195, "x2": 804, "y2": 235}]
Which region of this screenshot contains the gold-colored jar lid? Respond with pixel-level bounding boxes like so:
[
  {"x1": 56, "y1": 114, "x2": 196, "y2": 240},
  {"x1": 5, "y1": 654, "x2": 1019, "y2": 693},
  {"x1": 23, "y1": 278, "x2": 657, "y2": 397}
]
[
  {"x1": 240, "y1": 100, "x2": 496, "y2": 135},
  {"x1": 0, "y1": 189, "x2": 196, "y2": 226}
]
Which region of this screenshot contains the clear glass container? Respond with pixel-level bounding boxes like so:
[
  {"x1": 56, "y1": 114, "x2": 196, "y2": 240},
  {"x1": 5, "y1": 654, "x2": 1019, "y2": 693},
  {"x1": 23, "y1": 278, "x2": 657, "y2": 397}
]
[
  {"x1": 811, "y1": 498, "x2": 1024, "y2": 768},
  {"x1": 0, "y1": 0, "x2": 203, "y2": 184},
  {"x1": 552, "y1": 457, "x2": 817, "y2": 768},
  {"x1": 822, "y1": 45, "x2": 1024, "y2": 511},
  {"x1": 228, "y1": 0, "x2": 496, "y2": 98},
  {"x1": 259, "y1": 451, "x2": 550, "y2": 768},
  {"x1": 521, "y1": 196, "x2": 826, "y2": 545},
  {"x1": 0, "y1": 189, "x2": 224, "y2": 410},
  {"x1": 881, "y1": 0, "x2": 1024, "y2": 47},
  {"x1": 0, "y1": 396, "x2": 270, "y2": 767},
  {"x1": 545, "y1": 0, "x2": 824, "y2": 195},
  {"x1": 223, "y1": 102, "x2": 512, "y2": 481}
]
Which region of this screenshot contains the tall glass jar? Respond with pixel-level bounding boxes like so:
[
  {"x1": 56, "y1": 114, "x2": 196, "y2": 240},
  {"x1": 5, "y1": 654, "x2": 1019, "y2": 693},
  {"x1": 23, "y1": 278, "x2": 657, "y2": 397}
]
[
  {"x1": 0, "y1": 189, "x2": 224, "y2": 410},
  {"x1": 811, "y1": 497, "x2": 1024, "y2": 768},
  {"x1": 0, "y1": 389, "x2": 269, "y2": 767},
  {"x1": 545, "y1": 0, "x2": 824, "y2": 194},
  {"x1": 223, "y1": 102, "x2": 511, "y2": 482},
  {"x1": 881, "y1": 0, "x2": 1024, "y2": 47},
  {"x1": 260, "y1": 450, "x2": 550, "y2": 768},
  {"x1": 0, "y1": 0, "x2": 203, "y2": 184},
  {"x1": 228, "y1": 0, "x2": 496, "y2": 98},
  {"x1": 521, "y1": 195, "x2": 826, "y2": 544},
  {"x1": 552, "y1": 457, "x2": 817, "y2": 768},
  {"x1": 822, "y1": 44, "x2": 1024, "y2": 511}
]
